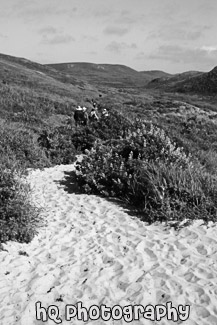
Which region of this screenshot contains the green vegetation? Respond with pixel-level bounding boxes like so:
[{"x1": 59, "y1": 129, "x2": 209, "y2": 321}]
[
  {"x1": 0, "y1": 163, "x2": 42, "y2": 244},
  {"x1": 1, "y1": 53, "x2": 217, "y2": 247},
  {"x1": 75, "y1": 119, "x2": 217, "y2": 225},
  {"x1": 0, "y1": 57, "x2": 82, "y2": 246}
]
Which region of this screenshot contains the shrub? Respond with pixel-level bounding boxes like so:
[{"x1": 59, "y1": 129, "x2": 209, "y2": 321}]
[
  {"x1": 0, "y1": 123, "x2": 44, "y2": 245},
  {"x1": 70, "y1": 126, "x2": 97, "y2": 152},
  {"x1": 0, "y1": 124, "x2": 50, "y2": 168},
  {"x1": 61, "y1": 110, "x2": 133, "y2": 155},
  {"x1": 47, "y1": 127, "x2": 77, "y2": 164},
  {"x1": 75, "y1": 120, "x2": 217, "y2": 224},
  {"x1": 89, "y1": 111, "x2": 132, "y2": 141},
  {"x1": 37, "y1": 125, "x2": 78, "y2": 164},
  {"x1": 0, "y1": 164, "x2": 43, "y2": 244},
  {"x1": 114, "y1": 121, "x2": 191, "y2": 167}
]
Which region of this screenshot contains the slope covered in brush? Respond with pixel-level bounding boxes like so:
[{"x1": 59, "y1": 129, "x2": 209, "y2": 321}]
[{"x1": 147, "y1": 67, "x2": 217, "y2": 94}]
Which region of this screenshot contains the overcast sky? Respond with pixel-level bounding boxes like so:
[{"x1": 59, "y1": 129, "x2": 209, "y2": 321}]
[{"x1": 0, "y1": 0, "x2": 217, "y2": 73}]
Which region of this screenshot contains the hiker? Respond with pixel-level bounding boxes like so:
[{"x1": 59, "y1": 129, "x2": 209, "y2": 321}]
[
  {"x1": 89, "y1": 108, "x2": 99, "y2": 122},
  {"x1": 74, "y1": 106, "x2": 88, "y2": 126},
  {"x1": 102, "y1": 108, "x2": 109, "y2": 118}
]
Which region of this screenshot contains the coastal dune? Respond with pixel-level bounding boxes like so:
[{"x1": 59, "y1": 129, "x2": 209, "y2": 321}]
[{"x1": 0, "y1": 163, "x2": 217, "y2": 325}]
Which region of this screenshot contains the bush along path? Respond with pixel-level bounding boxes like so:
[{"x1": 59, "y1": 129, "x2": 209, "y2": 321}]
[
  {"x1": 75, "y1": 119, "x2": 217, "y2": 226},
  {"x1": 0, "y1": 162, "x2": 217, "y2": 324}
]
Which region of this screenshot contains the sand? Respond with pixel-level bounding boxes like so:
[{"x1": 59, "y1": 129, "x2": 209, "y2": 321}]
[{"x1": 0, "y1": 162, "x2": 217, "y2": 325}]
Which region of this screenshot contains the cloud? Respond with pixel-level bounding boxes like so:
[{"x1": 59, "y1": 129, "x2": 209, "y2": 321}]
[
  {"x1": 93, "y1": 9, "x2": 145, "y2": 29},
  {"x1": 0, "y1": 3, "x2": 77, "y2": 21},
  {"x1": 201, "y1": 46, "x2": 217, "y2": 53},
  {"x1": 41, "y1": 34, "x2": 75, "y2": 45},
  {"x1": 103, "y1": 26, "x2": 129, "y2": 36},
  {"x1": 19, "y1": 7, "x2": 67, "y2": 19},
  {"x1": 38, "y1": 26, "x2": 58, "y2": 35},
  {"x1": 39, "y1": 26, "x2": 75, "y2": 45},
  {"x1": 148, "y1": 45, "x2": 217, "y2": 65},
  {"x1": 10, "y1": 2, "x2": 77, "y2": 22},
  {"x1": 82, "y1": 35, "x2": 98, "y2": 42},
  {"x1": 149, "y1": 23, "x2": 210, "y2": 41},
  {"x1": 92, "y1": 7, "x2": 114, "y2": 18},
  {"x1": 106, "y1": 41, "x2": 137, "y2": 53},
  {"x1": 116, "y1": 10, "x2": 146, "y2": 26}
]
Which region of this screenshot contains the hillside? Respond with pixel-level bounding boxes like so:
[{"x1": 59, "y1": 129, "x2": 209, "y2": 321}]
[
  {"x1": 139, "y1": 70, "x2": 172, "y2": 79},
  {"x1": 147, "y1": 68, "x2": 217, "y2": 94},
  {"x1": 0, "y1": 53, "x2": 105, "y2": 129},
  {"x1": 46, "y1": 62, "x2": 171, "y2": 89},
  {"x1": 181, "y1": 66, "x2": 217, "y2": 93},
  {"x1": 0, "y1": 53, "x2": 97, "y2": 95},
  {"x1": 47, "y1": 62, "x2": 143, "y2": 88},
  {"x1": 0, "y1": 53, "x2": 102, "y2": 117}
]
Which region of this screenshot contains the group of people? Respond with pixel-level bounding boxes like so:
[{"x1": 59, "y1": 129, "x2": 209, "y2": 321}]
[
  {"x1": 74, "y1": 101, "x2": 109, "y2": 126},
  {"x1": 37, "y1": 99, "x2": 110, "y2": 152}
]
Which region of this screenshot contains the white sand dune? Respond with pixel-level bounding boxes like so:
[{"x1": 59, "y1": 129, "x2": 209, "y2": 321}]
[{"x1": 1, "y1": 162, "x2": 217, "y2": 325}]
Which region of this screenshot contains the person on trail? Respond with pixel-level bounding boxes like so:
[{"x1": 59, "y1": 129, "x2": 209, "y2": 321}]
[
  {"x1": 102, "y1": 108, "x2": 109, "y2": 118},
  {"x1": 90, "y1": 108, "x2": 99, "y2": 121},
  {"x1": 74, "y1": 105, "x2": 88, "y2": 126}
]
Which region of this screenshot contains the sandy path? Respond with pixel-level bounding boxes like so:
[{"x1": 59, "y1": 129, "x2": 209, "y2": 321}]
[{"x1": 0, "y1": 163, "x2": 217, "y2": 325}]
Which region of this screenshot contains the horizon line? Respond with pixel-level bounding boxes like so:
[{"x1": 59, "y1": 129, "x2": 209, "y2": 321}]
[{"x1": 0, "y1": 51, "x2": 211, "y2": 75}]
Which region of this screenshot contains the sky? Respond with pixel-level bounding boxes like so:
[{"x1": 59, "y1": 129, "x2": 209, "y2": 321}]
[{"x1": 0, "y1": 0, "x2": 217, "y2": 73}]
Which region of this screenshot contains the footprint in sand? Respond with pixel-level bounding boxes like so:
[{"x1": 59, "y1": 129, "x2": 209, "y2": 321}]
[
  {"x1": 2, "y1": 163, "x2": 217, "y2": 325},
  {"x1": 195, "y1": 267, "x2": 214, "y2": 279},
  {"x1": 183, "y1": 270, "x2": 202, "y2": 283},
  {"x1": 196, "y1": 244, "x2": 208, "y2": 256},
  {"x1": 194, "y1": 305, "x2": 210, "y2": 318},
  {"x1": 126, "y1": 283, "x2": 143, "y2": 296}
]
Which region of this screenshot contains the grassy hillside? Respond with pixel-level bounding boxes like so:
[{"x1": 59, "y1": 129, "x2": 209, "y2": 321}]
[
  {"x1": 139, "y1": 70, "x2": 172, "y2": 79},
  {"x1": 147, "y1": 67, "x2": 217, "y2": 95},
  {"x1": 0, "y1": 54, "x2": 101, "y2": 246},
  {"x1": 47, "y1": 62, "x2": 172, "y2": 89},
  {"x1": 0, "y1": 53, "x2": 104, "y2": 122},
  {"x1": 0, "y1": 53, "x2": 97, "y2": 90}
]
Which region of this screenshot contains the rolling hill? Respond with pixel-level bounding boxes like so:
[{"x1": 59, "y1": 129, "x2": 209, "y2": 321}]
[
  {"x1": 1, "y1": 51, "x2": 217, "y2": 100},
  {"x1": 46, "y1": 62, "x2": 171, "y2": 89},
  {"x1": 0, "y1": 53, "x2": 97, "y2": 94},
  {"x1": 0, "y1": 53, "x2": 102, "y2": 110},
  {"x1": 139, "y1": 70, "x2": 172, "y2": 79},
  {"x1": 47, "y1": 62, "x2": 145, "y2": 88},
  {"x1": 0, "y1": 53, "x2": 104, "y2": 125},
  {"x1": 147, "y1": 67, "x2": 217, "y2": 94}
]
